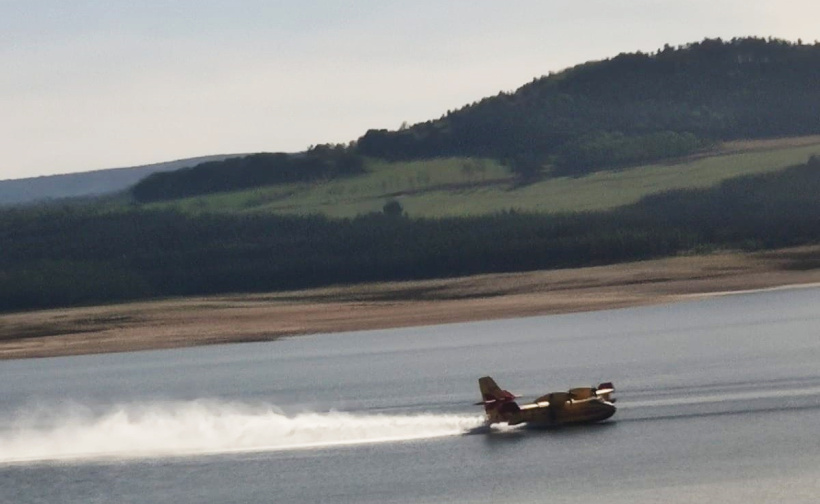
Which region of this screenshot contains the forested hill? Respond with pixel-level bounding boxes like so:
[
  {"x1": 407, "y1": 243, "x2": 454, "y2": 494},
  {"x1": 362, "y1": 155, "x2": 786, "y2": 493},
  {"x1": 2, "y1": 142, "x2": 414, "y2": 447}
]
[
  {"x1": 130, "y1": 37, "x2": 820, "y2": 203},
  {"x1": 356, "y1": 37, "x2": 820, "y2": 176}
]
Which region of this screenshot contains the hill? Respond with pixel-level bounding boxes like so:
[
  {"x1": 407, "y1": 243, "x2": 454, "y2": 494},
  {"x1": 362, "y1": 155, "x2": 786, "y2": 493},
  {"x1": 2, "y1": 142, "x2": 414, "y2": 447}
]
[
  {"x1": 0, "y1": 155, "x2": 240, "y2": 207},
  {"x1": 128, "y1": 38, "x2": 820, "y2": 208},
  {"x1": 2, "y1": 36, "x2": 820, "y2": 313},
  {"x1": 356, "y1": 37, "x2": 820, "y2": 177}
]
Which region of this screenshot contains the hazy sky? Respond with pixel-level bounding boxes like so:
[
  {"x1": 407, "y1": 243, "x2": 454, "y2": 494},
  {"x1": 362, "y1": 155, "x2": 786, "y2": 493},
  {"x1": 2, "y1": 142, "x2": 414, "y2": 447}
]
[{"x1": 3, "y1": 1, "x2": 819, "y2": 180}]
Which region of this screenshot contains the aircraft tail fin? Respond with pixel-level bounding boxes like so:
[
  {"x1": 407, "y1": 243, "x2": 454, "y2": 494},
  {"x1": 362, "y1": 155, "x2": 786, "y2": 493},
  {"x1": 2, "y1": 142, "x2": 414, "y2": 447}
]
[{"x1": 476, "y1": 376, "x2": 520, "y2": 423}]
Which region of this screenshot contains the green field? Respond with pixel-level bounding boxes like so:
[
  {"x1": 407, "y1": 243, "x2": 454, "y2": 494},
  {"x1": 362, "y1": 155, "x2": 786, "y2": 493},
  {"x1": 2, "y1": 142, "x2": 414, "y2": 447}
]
[{"x1": 149, "y1": 138, "x2": 820, "y2": 218}]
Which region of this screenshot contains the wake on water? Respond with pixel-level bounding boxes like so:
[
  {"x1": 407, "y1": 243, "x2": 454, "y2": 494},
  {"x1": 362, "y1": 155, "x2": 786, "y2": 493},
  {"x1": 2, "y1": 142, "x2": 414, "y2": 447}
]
[
  {"x1": 14, "y1": 384, "x2": 808, "y2": 465},
  {"x1": 0, "y1": 400, "x2": 485, "y2": 464}
]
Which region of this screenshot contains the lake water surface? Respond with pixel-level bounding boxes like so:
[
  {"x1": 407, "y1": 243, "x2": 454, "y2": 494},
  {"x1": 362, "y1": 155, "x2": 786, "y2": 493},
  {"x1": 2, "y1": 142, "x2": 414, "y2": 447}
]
[{"x1": 1, "y1": 287, "x2": 819, "y2": 503}]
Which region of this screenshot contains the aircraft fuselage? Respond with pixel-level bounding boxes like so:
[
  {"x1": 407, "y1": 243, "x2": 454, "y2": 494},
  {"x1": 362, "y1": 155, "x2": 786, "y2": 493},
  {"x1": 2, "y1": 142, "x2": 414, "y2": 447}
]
[{"x1": 510, "y1": 395, "x2": 616, "y2": 427}]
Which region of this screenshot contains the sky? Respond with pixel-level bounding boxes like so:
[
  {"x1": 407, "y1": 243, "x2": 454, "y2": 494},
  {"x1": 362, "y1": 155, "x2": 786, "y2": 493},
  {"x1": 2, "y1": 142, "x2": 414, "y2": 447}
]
[{"x1": 2, "y1": 1, "x2": 819, "y2": 180}]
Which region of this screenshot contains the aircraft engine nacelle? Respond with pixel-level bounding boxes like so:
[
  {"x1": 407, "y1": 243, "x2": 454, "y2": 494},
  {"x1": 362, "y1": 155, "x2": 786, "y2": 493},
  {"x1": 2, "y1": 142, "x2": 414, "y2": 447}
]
[
  {"x1": 569, "y1": 387, "x2": 596, "y2": 400},
  {"x1": 595, "y1": 382, "x2": 615, "y2": 402}
]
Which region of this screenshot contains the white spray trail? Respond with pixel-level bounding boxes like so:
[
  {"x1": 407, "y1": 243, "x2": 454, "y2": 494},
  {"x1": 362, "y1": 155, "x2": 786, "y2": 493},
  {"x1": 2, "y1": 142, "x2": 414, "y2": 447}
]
[{"x1": 0, "y1": 400, "x2": 484, "y2": 464}]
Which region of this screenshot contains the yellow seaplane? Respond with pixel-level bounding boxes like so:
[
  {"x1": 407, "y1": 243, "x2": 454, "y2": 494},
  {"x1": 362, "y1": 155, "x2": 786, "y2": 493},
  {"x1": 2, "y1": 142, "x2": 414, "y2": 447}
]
[{"x1": 476, "y1": 376, "x2": 616, "y2": 427}]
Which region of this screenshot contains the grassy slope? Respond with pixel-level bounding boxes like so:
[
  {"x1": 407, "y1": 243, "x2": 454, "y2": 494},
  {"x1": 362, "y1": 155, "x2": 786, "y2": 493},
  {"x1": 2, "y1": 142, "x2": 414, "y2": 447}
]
[{"x1": 147, "y1": 136, "x2": 820, "y2": 218}]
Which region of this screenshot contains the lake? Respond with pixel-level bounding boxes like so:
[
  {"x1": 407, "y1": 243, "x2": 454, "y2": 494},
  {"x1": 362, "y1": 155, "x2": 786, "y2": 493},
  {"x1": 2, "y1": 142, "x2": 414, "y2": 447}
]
[{"x1": 1, "y1": 286, "x2": 819, "y2": 503}]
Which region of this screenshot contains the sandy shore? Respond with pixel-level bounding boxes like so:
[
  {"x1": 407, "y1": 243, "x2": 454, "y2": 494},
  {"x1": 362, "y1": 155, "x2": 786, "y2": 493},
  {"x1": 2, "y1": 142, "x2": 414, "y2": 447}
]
[{"x1": 1, "y1": 246, "x2": 819, "y2": 360}]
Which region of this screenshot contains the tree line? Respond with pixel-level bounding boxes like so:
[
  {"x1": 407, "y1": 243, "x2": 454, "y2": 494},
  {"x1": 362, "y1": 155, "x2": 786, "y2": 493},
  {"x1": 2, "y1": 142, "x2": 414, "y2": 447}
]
[
  {"x1": 132, "y1": 144, "x2": 364, "y2": 202},
  {"x1": 3, "y1": 157, "x2": 819, "y2": 312}
]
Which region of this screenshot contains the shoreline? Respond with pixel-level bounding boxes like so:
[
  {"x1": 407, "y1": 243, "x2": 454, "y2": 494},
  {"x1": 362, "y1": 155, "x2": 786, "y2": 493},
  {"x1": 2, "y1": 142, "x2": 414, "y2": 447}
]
[{"x1": 1, "y1": 246, "x2": 819, "y2": 360}]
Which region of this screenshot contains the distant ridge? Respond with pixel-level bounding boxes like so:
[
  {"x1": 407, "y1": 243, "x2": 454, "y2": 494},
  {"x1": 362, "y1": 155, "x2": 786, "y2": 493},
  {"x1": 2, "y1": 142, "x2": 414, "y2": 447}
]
[
  {"x1": 0, "y1": 155, "x2": 242, "y2": 206},
  {"x1": 356, "y1": 37, "x2": 820, "y2": 177}
]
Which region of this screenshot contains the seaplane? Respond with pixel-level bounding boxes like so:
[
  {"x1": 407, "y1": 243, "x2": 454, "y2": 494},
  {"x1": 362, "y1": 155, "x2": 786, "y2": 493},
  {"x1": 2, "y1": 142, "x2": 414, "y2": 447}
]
[{"x1": 476, "y1": 376, "x2": 616, "y2": 427}]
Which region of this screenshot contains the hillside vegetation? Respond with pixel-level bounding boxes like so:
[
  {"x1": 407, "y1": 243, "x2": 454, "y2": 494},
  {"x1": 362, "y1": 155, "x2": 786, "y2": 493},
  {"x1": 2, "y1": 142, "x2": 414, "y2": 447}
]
[
  {"x1": 130, "y1": 38, "x2": 820, "y2": 210},
  {"x1": 3, "y1": 156, "x2": 820, "y2": 311},
  {"x1": 145, "y1": 138, "x2": 820, "y2": 218},
  {"x1": 132, "y1": 145, "x2": 362, "y2": 203},
  {"x1": 357, "y1": 37, "x2": 820, "y2": 177}
]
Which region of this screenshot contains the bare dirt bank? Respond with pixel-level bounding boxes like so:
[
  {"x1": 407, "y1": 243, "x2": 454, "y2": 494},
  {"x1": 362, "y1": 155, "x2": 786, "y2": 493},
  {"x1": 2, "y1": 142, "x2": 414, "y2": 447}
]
[{"x1": 2, "y1": 246, "x2": 819, "y2": 360}]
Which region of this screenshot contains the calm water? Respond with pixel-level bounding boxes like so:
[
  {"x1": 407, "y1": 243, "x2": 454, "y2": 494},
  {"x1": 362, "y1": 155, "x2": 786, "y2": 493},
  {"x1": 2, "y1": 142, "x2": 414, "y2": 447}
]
[{"x1": 1, "y1": 287, "x2": 819, "y2": 503}]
